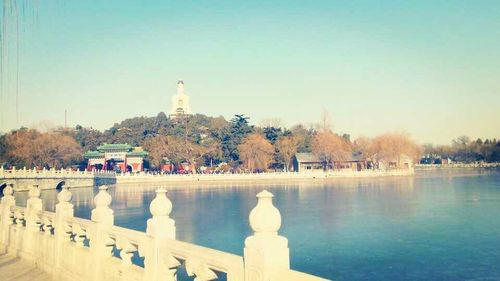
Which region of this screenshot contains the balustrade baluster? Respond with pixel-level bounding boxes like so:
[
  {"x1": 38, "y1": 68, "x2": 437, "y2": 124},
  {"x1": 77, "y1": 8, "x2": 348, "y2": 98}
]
[
  {"x1": 15, "y1": 210, "x2": 25, "y2": 228},
  {"x1": 72, "y1": 224, "x2": 86, "y2": 247},
  {"x1": 8, "y1": 208, "x2": 15, "y2": 225},
  {"x1": 64, "y1": 222, "x2": 73, "y2": 241},
  {"x1": 103, "y1": 235, "x2": 116, "y2": 256},
  {"x1": 185, "y1": 259, "x2": 218, "y2": 281},
  {"x1": 116, "y1": 236, "x2": 137, "y2": 267},
  {"x1": 42, "y1": 216, "x2": 53, "y2": 236}
]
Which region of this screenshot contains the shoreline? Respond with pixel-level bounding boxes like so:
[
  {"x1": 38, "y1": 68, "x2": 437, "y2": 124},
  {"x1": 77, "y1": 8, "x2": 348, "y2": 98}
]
[
  {"x1": 113, "y1": 169, "x2": 414, "y2": 185},
  {"x1": 415, "y1": 163, "x2": 500, "y2": 169},
  {"x1": 5, "y1": 166, "x2": 499, "y2": 191}
]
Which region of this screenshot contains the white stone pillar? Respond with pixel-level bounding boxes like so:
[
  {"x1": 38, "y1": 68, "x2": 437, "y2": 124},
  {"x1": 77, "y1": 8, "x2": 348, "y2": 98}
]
[
  {"x1": 23, "y1": 185, "x2": 43, "y2": 262},
  {"x1": 244, "y1": 190, "x2": 290, "y2": 281},
  {"x1": 144, "y1": 189, "x2": 178, "y2": 281},
  {"x1": 0, "y1": 184, "x2": 15, "y2": 251},
  {"x1": 54, "y1": 185, "x2": 74, "y2": 279},
  {"x1": 89, "y1": 185, "x2": 114, "y2": 281}
]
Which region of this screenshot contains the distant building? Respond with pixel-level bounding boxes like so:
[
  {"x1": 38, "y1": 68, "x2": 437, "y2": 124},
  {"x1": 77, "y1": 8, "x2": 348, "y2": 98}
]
[
  {"x1": 169, "y1": 80, "x2": 192, "y2": 118},
  {"x1": 441, "y1": 157, "x2": 452, "y2": 165},
  {"x1": 291, "y1": 153, "x2": 324, "y2": 172},
  {"x1": 420, "y1": 154, "x2": 451, "y2": 165},
  {"x1": 377, "y1": 154, "x2": 413, "y2": 170},
  {"x1": 84, "y1": 144, "x2": 148, "y2": 172},
  {"x1": 160, "y1": 158, "x2": 196, "y2": 174},
  {"x1": 291, "y1": 153, "x2": 370, "y2": 173}
]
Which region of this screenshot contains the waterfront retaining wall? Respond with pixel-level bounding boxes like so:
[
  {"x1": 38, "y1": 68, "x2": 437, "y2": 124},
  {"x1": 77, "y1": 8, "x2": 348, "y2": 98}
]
[
  {"x1": 115, "y1": 169, "x2": 415, "y2": 185},
  {"x1": 0, "y1": 166, "x2": 415, "y2": 191},
  {"x1": 0, "y1": 167, "x2": 116, "y2": 191}
]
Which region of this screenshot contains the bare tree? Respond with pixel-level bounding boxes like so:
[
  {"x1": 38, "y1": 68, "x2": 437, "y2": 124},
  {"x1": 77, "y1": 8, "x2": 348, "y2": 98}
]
[
  {"x1": 353, "y1": 136, "x2": 372, "y2": 156},
  {"x1": 5, "y1": 129, "x2": 81, "y2": 168},
  {"x1": 275, "y1": 135, "x2": 298, "y2": 171},
  {"x1": 317, "y1": 109, "x2": 333, "y2": 133},
  {"x1": 367, "y1": 132, "x2": 421, "y2": 168},
  {"x1": 143, "y1": 135, "x2": 205, "y2": 168},
  {"x1": 35, "y1": 132, "x2": 82, "y2": 168},
  {"x1": 142, "y1": 135, "x2": 170, "y2": 167},
  {"x1": 238, "y1": 133, "x2": 274, "y2": 172},
  {"x1": 5, "y1": 129, "x2": 40, "y2": 167},
  {"x1": 312, "y1": 132, "x2": 352, "y2": 170},
  {"x1": 259, "y1": 118, "x2": 282, "y2": 129}
]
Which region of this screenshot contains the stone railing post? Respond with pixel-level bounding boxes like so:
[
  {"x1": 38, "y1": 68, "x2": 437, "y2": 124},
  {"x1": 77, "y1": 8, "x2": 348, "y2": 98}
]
[
  {"x1": 54, "y1": 185, "x2": 74, "y2": 278},
  {"x1": 89, "y1": 185, "x2": 115, "y2": 281},
  {"x1": 25, "y1": 185, "x2": 43, "y2": 225},
  {"x1": 23, "y1": 185, "x2": 43, "y2": 261},
  {"x1": 0, "y1": 184, "x2": 15, "y2": 251},
  {"x1": 244, "y1": 190, "x2": 290, "y2": 281},
  {"x1": 144, "y1": 189, "x2": 177, "y2": 281}
]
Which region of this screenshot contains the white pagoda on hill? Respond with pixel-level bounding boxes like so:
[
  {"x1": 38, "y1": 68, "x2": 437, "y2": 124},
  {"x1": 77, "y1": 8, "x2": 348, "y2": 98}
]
[{"x1": 169, "y1": 80, "x2": 192, "y2": 119}]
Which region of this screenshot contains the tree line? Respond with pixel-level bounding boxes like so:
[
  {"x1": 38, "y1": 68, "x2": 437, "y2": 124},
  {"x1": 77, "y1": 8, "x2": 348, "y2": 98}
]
[
  {"x1": 2, "y1": 111, "x2": 493, "y2": 171},
  {"x1": 422, "y1": 136, "x2": 500, "y2": 163}
]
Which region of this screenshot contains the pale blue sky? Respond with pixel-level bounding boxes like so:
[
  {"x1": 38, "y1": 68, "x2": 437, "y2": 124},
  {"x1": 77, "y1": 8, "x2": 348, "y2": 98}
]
[{"x1": 1, "y1": 0, "x2": 499, "y2": 144}]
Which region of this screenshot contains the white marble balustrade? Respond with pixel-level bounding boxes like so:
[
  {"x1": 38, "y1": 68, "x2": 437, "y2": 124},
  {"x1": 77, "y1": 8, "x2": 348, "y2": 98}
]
[{"x1": 0, "y1": 184, "x2": 328, "y2": 281}]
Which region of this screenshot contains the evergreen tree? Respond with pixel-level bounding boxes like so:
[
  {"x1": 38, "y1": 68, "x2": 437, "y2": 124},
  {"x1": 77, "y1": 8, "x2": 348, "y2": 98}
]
[
  {"x1": 263, "y1": 126, "x2": 282, "y2": 144},
  {"x1": 221, "y1": 114, "x2": 253, "y2": 162}
]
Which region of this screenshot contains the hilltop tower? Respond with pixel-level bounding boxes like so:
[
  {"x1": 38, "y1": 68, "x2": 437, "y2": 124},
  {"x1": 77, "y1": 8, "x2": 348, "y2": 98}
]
[{"x1": 169, "y1": 80, "x2": 192, "y2": 119}]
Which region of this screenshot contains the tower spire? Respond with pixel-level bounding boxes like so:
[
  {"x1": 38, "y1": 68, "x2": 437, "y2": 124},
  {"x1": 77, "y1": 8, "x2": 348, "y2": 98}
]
[
  {"x1": 177, "y1": 79, "x2": 184, "y2": 95},
  {"x1": 170, "y1": 79, "x2": 192, "y2": 118}
]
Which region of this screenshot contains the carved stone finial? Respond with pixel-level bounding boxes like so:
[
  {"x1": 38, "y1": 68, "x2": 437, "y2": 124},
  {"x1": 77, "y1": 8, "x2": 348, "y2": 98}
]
[
  {"x1": 28, "y1": 185, "x2": 41, "y2": 198},
  {"x1": 57, "y1": 185, "x2": 72, "y2": 203},
  {"x1": 249, "y1": 190, "x2": 282, "y2": 235},
  {"x1": 149, "y1": 189, "x2": 172, "y2": 217},
  {"x1": 3, "y1": 184, "x2": 13, "y2": 196},
  {"x1": 94, "y1": 185, "x2": 112, "y2": 208}
]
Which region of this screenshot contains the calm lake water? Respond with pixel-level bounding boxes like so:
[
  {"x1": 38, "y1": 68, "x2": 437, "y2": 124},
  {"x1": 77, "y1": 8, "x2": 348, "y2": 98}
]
[{"x1": 13, "y1": 169, "x2": 500, "y2": 280}]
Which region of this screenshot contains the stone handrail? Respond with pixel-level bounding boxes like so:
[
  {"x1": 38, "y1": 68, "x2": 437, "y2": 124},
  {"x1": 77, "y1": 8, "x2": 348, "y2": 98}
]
[
  {"x1": 103, "y1": 224, "x2": 149, "y2": 245},
  {"x1": 162, "y1": 238, "x2": 245, "y2": 280},
  {"x1": 101, "y1": 224, "x2": 151, "y2": 267},
  {"x1": 36, "y1": 210, "x2": 56, "y2": 235},
  {"x1": 0, "y1": 184, "x2": 329, "y2": 281}
]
